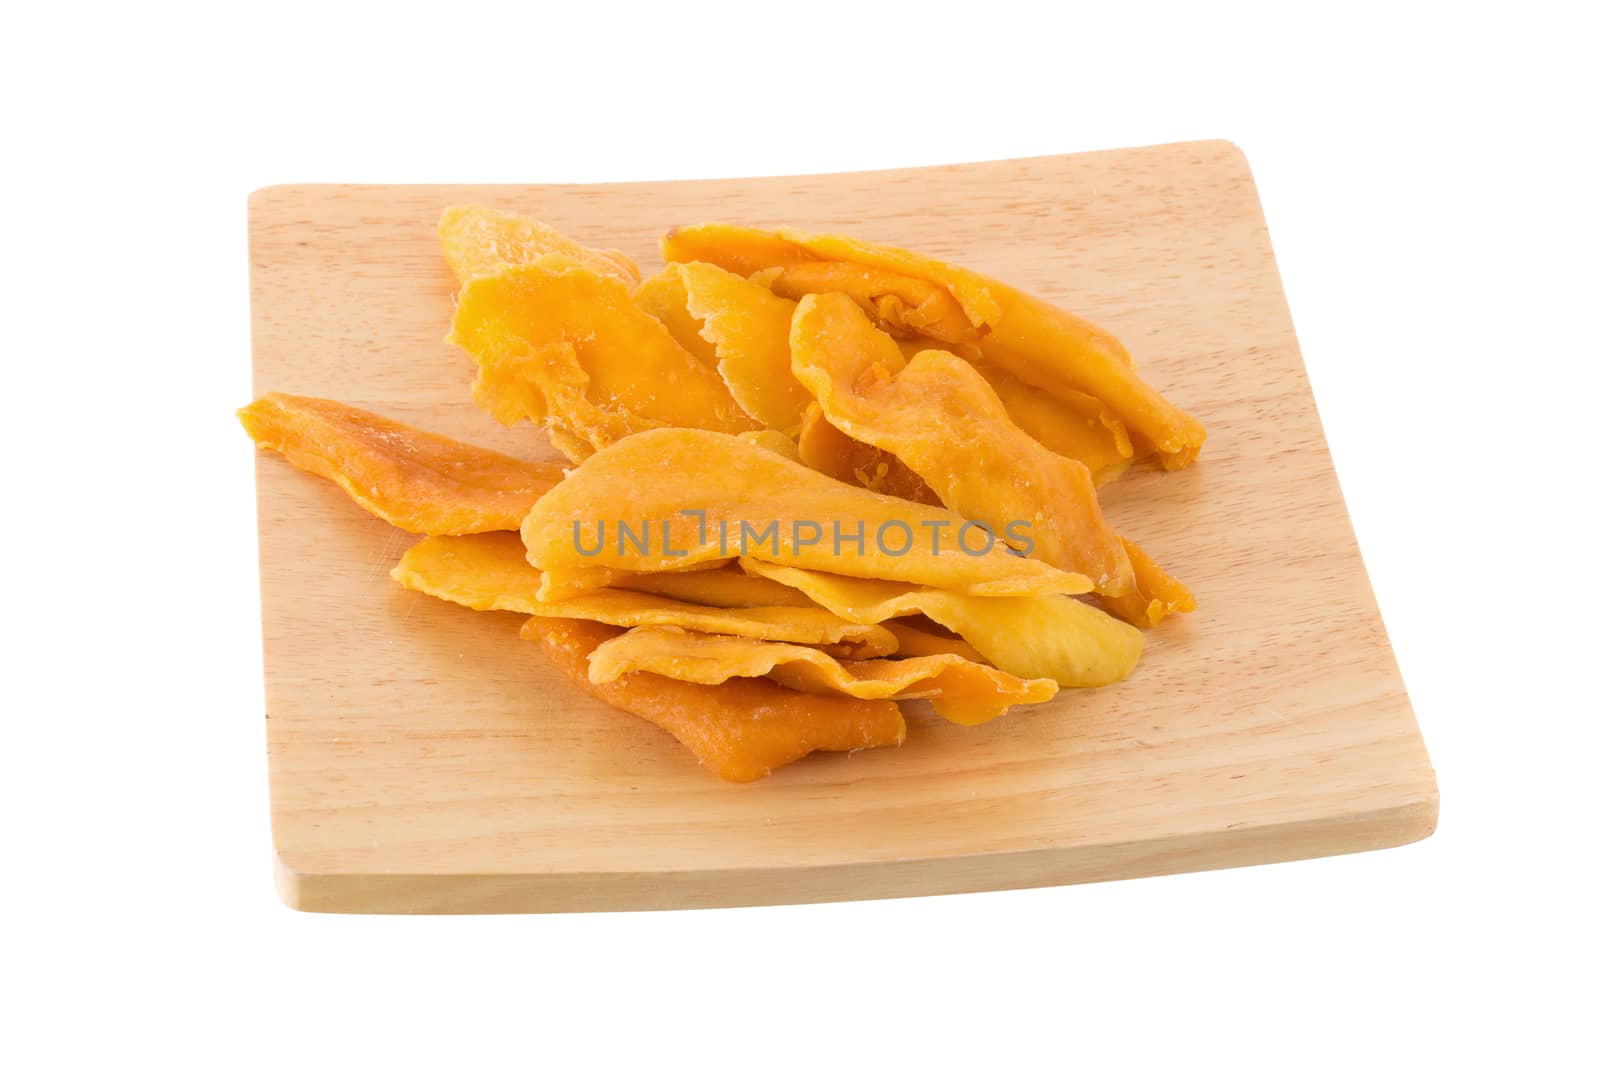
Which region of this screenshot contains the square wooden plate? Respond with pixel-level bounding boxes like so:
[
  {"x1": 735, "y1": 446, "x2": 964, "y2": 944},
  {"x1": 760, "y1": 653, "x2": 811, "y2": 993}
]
[{"x1": 248, "y1": 140, "x2": 1437, "y2": 913}]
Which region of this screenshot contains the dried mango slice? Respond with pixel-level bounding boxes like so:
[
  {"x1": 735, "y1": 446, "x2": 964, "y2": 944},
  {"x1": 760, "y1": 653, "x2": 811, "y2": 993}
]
[
  {"x1": 662, "y1": 222, "x2": 1205, "y2": 468},
  {"x1": 589, "y1": 627, "x2": 1058, "y2": 727},
  {"x1": 796, "y1": 402, "x2": 938, "y2": 504},
  {"x1": 525, "y1": 617, "x2": 906, "y2": 783},
  {"x1": 391, "y1": 531, "x2": 551, "y2": 611},
  {"x1": 633, "y1": 267, "x2": 719, "y2": 365},
  {"x1": 439, "y1": 205, "x2": 640, "y2": 287},
  {"x1": 790, "y1": 293, "x2": 1135, "y2": 596},
  {"x1": 739, "y1": 428, "x2": 803, "y2": 462},
  {"x1": 520, "y1": 427, "x2": 1093, "y2": 598},
  {"x1": 1095, "y1": 536, "x2": 1198, "y2": 628},
  {"x1": 742, "y1": 559, "x2": 1143, "y2": 688},
  {"x1": 238, "y1": 393, "x2": 562, "y2": 535},
  {"x1": 448, "y1": 263, "x2": 756, "y2": 461},
  {"x1": 881, "y1": 620, "x2": 984, "y2": 663},
  {"x1": 391, "y1": 533, "x2": 896, "y2": 657},
  {"x1": 524, "y1": 588, "x2": 898, "y2": 658},
  {"x1": 974, "y1": 365, "x2": 1135, "y2": 486},
  {"x1": 763, "y1": 261, "x2": 982, "y2": 345},
  {"x1": 609, "y1": 565, "x2": 814, "y2": 609},
  {"x1": 643, "y1": 262, "x2": 810, "y2": 433}
]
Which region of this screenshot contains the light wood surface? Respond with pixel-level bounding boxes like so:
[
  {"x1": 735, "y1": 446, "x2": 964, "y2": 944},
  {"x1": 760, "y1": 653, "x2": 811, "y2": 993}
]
[{"x1": 248, "y1": 141, "x2": 1436, "y2": 913}]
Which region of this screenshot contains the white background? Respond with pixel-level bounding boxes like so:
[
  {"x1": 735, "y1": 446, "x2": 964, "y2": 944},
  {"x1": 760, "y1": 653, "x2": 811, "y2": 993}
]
[{"x1": 4, "y1": 2, "x2": 1595, "y2": 1062}]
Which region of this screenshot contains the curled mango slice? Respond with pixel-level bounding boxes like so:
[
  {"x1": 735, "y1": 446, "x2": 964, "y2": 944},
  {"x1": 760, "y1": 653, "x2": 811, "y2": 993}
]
[
  {"x1": 609, "y1": 565, "x2": 814, "y2": 609},
  {"x1": 881, "y1": 620, "x2": 984, "y2": 662},
  {"x1": 790, "y1": 293, "x2": 1135, "y2": 596},
  {"x1": 763, "y1": 261, "x2": 982, "y2": 345},
  {"x1": 520, "y1": 427, "x2": 1093, "y2": 598},
  {"x1": 742, "y1": 559, "x2": 1143, "y2": 688},
  {"x1": 439, "y1": 205, "x2": 640, "y2": 287},
  {"x1": 637, "y1": 263, "x2": 810, "y2": 433},
  {"x1": 391, "y1": 532, "x2": 896, "y2": 657},
  {"x1": 633, "y1": 267, "x2": 720, "y2": 365},
  {"x1": 797, "y1": 402, "x2": 939, "y2": 505},
  {"x1": 522, "y1": 588, "x2": 898, "y2": 658},
  {"x1": 1095, "y1": 536, "x2": 1198, "y2": 628},
  {"x1": 974, "y1": 365, "x2": 1135, "y2": 486},
  {"x1": 525, "y1": 617, "x2": 906, "y2": 783},
  {"x1": 590, "y1": 627, "x2": 1058, "y2": 727},
  {"x1": 448, "y1": 263, "x2": 756, "y2": 461},
  {"x1": 663, "y1": 222, "x2": 1205, "y2": 468},
  {"x1": 238, "y1": 393, "x2": 562, "y2": 534}
]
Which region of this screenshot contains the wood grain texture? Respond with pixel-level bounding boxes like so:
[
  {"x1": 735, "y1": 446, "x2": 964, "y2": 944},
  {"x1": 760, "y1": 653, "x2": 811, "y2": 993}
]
[{"x1": 247, "y1": 141, "x2": 1436, "y2": 914}]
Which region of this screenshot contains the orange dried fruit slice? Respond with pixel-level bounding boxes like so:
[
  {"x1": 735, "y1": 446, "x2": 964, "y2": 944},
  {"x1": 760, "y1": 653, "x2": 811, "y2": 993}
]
[
  {"x1": 796, "y1": 402, "x2": 940, "y2": 505},
  {"x1": 448, "y1": 263, "x2": 756, "y2": 461},
  {"x1": 520, "y1": 427, "x2": 1093, "y2": 599},
  {"x1": 1094, "y1": 536, "x2": 1198, "y2": 628},
  {"x1": 789, "y1": 293, "x2": 1136, "y2": 596},
  {"x1": 590, "y1": 626, "x2": 1058, "y2": 727},
  {"x1": 880, "y1": 620, "x2": 985, "y2": 663},
  {"x1": 973, "y1": 364, "x2": 1135, "y2": 486},
  {"x1": 238, "y1": 393, "x2": 562, "y2": 534},
  {"x1": 525, "y1": 617, "x2": 906, "y2": 783},
  {"x1": 390, "y1": 533, "x2": 897, "y2": 658},
  {"x1": 741, "y1": 559, "x2": 1144, "y2": 688},
  {"x1": 439, "y1": 205, "x2": 640, "y2": 287},
  {"x1": 663, "y1": 222, "x2": 1205, "y2": 468}
]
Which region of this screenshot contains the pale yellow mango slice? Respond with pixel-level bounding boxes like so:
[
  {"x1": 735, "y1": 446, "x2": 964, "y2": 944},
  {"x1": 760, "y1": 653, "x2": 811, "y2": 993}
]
[
  {"x1": 662, "y1": 222, "x2": 1205, "y2": 468},
  {"x1": 589, "y1": 627, "x2": 1058, "y2": 727},
  {"x1": 447, "y1": 263, "x2": 756, "y2": 461},
  {"x1": 439, "y1": 205, "x2": 640, "y2": 287},
  {"x1": 390, "y1": 532, "x2": 896, "y2": 657},
  {"x1": 520, "y1": 427, "x2": 1093, "y2": 598},
  {"x1": 525, "y1": 617, "x2": 905, "y2": 783},
  {"x1": 789, "y1": 293, "x2": 1135, "y2": 596},
  {"x1": 741, "y1": 559, "x2": 1143, "y2": 688},
  {"x1": 238, "y1": 394, "x2": 563, "y2": 534}
]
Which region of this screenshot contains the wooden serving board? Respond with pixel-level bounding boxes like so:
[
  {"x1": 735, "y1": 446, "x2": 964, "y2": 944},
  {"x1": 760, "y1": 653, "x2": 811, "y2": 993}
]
[{"x1": 248, "y1": 141, "x2": 1437, "y2": 913}]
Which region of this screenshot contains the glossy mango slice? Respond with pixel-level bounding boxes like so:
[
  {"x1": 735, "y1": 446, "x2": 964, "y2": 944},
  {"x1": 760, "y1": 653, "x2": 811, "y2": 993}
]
[
  {"x1": 663, "y1": 222, "x2": 1205, "y2": 468},
  {"x1": 796, "y1": 402, "x2": 939, "y2": 504},
  {"x1": 790, "y1": 293, "x2": 1135, "y2": 596},
  {"x1": 589, "y1": 626, "x2": 1058, "y2": 727},
  {"x1": 525, "y1": 617, "x2": 906, "y2": 783},
  {"x1": 439, "y1": 205, "x2": 640, "y2": 286},
  {"x1": 742, "y1": 559, "x2": 1144, "y2": 688},
  {"x1": 448, "y1": 263, "x2": 756, "y2": 461},
  {"x1": 390, "y1": 532, "x2": 896, "y2": 657},
  {"x1": 238, "y1": 393, "x2": 562, "y2": 534},
  {"x1": 520, "y1": 427, "x2": 1093, "y2": 598}
]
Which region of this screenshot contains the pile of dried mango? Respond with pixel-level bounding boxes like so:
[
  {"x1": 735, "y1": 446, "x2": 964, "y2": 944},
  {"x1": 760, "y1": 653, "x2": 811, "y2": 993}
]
[{"x1": 241, "y1": 207, "x2": 1205, "y2": 781}]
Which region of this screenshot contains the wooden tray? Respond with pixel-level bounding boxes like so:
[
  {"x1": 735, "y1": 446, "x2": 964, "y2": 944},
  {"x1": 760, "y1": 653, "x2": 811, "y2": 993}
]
[{"x1": 248, "y1": 141, "x2": 1437, "y2": 913}]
